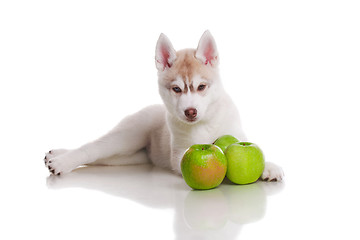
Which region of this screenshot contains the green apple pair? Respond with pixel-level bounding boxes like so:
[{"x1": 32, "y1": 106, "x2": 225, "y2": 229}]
[{"x1": 181, "y1": 135, "x2": 265, "y2": 190}]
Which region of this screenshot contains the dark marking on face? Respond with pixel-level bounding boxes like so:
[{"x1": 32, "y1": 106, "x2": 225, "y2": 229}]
[{"x1": 161, "y1": 49, "x2": 217, "y2": 88}]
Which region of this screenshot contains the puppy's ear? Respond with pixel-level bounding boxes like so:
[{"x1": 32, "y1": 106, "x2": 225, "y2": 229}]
[
  {"x1": 155, "y1": 33, "x2": 177, "y2": 71},
  {"x1": 195, "y1": 30, "x2": 219, "y2": 67}
]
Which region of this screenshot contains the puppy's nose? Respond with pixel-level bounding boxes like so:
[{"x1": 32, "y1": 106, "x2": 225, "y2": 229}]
[{"x1": 184, "y1": 108, "x2": 197, "y2": 120}]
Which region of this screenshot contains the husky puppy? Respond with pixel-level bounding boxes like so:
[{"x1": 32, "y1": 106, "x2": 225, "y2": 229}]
[{"x1": 44, "y1": 31, "x2": 283, "y2": 181}]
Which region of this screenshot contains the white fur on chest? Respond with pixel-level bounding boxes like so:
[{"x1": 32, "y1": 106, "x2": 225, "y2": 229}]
[
  {"x1": 166, "y1": 93, "x2": 245, "y2": 149},
  {"x1": 168, "y1": 116, "x2": 225, "y2": 147}
]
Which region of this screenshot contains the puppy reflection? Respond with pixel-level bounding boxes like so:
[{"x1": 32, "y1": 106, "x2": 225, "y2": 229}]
[{"x1": 47, "y1": 165, "x2": 284, "y2": 240}]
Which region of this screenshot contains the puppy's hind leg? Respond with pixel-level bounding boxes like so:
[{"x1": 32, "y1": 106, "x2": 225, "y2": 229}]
[{"x1": 45, "y1": 105, "x2": 164, "y2": 175}]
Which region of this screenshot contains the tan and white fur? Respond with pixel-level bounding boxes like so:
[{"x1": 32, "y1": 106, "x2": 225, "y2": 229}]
[{"x1": 44, "y1": 30, "x2": 284, "y2": 181}]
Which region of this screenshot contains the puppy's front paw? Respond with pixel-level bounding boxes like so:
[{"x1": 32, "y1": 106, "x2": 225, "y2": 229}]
[
  {"x1": 44, "y1": 149, "x2": 82, "y2": 175},
  {"x1": 44, "y1": 149, "x2": 69, "y2": 175},
  {"x1": 261, "y1": 162, "x2": 284, "y2": 182},
  {"x1": 44, "y1": 149, "x2": 68, "y2": 161}
]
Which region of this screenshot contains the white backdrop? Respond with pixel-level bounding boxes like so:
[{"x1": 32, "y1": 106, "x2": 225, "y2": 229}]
[{"x1": 1, "y1": 1, "x2": 359, "y2": 239}]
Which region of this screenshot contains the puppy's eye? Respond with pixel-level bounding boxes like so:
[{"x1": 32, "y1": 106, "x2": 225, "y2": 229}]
[
  {"x1": 172, "y1": 86, "x2": 182, "y2": 93},
  {"x1": 197, "y1": 84, "x2": 206, "y2": 91}
]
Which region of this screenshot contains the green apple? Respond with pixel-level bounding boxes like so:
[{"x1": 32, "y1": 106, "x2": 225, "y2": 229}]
[
  {"x1": 213, "y1": 135, "x2": 239, "y2": 153},
  {"x1": 181, "y1": 144, "x2": 227, "y2": 190},
  {"x1": 225, "y1": 142, "x2": 265, "y2": 184}
]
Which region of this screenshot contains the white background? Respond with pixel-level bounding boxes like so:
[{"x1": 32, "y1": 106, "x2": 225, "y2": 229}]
[{"x1": 1, "y1": 0, "x2": 359, "y2": 239}]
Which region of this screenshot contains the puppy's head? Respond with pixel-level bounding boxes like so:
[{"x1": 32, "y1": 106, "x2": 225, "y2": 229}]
[{"x1": 155, "y1": 30, "x2": 223, "y2": 124}]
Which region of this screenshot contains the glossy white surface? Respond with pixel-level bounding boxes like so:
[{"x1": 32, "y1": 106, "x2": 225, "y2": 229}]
[
  {"x1": 1, "y1": 0, "x2": 359, "y2": 239},
  {"x1": 2, "y1": 154, "x2": 360, "y2": 240}
]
